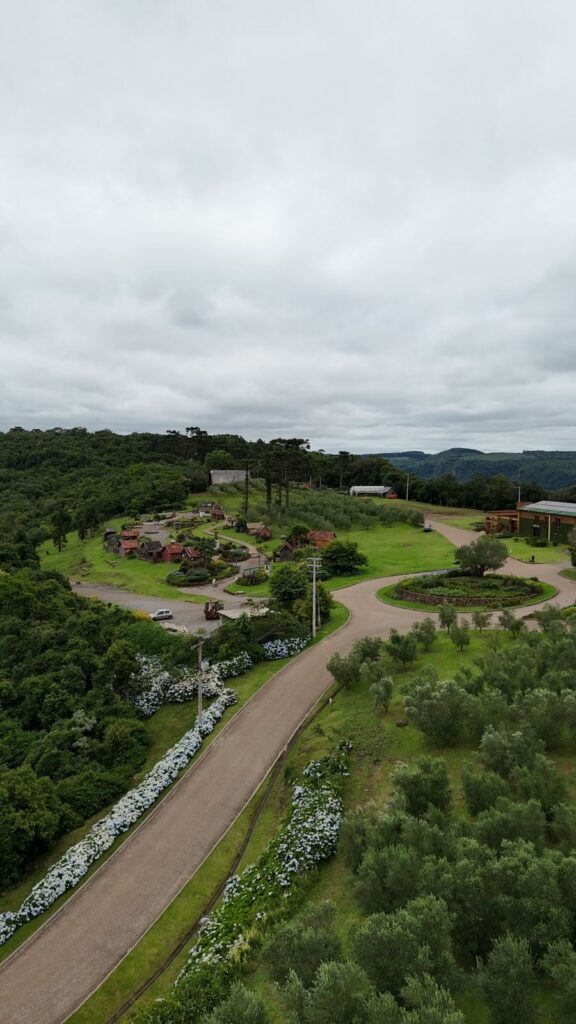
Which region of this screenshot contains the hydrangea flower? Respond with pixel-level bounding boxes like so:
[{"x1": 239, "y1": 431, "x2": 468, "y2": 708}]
[{"x1": 0, "y1": 689, "x2": 237, "y2": 947}]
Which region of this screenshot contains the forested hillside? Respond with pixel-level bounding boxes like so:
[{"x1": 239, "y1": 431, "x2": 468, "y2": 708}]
[
  {"x1": 0, "y1": 569, "x2": 163, "y2": 886},
  {"x1": 381, "y1": 448, "x2": 576, "y2": 491},
  {"x1": 0, "y1": 428, "x2": 554, "y2": 577}
]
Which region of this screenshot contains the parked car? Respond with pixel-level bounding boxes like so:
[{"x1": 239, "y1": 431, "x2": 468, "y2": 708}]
[
  {"x1": 150, "y1": 608, "x2": 173, "y2": 621},
  {"x1": 423, "y1": 522, "x2": 432, "y2": 532}
]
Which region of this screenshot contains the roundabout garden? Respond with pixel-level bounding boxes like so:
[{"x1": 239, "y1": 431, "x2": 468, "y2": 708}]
[
  {"x1": 378, "y1": 570, "x2": 557, "y2": 612},
  {"x1": 378, "y1": 535, "x2": 558, "y2": 612}
]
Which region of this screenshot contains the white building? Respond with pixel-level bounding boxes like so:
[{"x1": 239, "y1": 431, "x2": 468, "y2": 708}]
[
  {"x1": 210, "y1": 469, "x2": 249, "y2": 485},
  {"x1": 350, "y1": 485, "x2": 394, "y2": 497}
]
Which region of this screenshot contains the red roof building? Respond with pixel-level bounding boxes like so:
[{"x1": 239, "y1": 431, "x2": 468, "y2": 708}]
[
  {"x1": 161, "y1": 543, "x2": 184, "y2": 563},
  {"x1": 121, "y1": 529, "x2": 140, "y2": 540},
  {"x1": 182, "y1": 546, "x2": 202, "y2": 561},
  {"x1": 307, "y1": 530, "x2": 336, "y2": 549},
  {"x1": 119, "y1": 539, "x2": 139, "y2": 556}
]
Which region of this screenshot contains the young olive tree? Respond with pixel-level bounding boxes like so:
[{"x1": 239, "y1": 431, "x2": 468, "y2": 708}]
[
  {"x1": 411, "y1": 618, "x2": 437, "y2": 651},
  {"x1": 438, "y1": 603, "x2": 457, "y2": 630},
  {"x1": 449, "y1": 623, "x2": 470, "y2": 652},
  {"x1": 497, "y1": 609, "x2": 526, "y2": 639},
  {"x1": 472, "y1": 609, "x2": 491, "y2": 631},
  {"x1": 454, "y1": 536, "x2": 508, "y2": 577},
  {"x1": 386, "y1": 630, "x2": 418, "y2": 670}
]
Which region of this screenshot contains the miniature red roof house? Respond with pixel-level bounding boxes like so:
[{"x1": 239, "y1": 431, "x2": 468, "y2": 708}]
[
  {"x1": 182, "y1": 546, "x2": 202, "y2": 561},
  {"x1": 307, "y1": 530, "x2": 336, "y2": 549},
  {"x1": 119, "y1": 539, "x2": 139, "y2": 557},
  {"x1": 120, "y1": 529, "x2": 140, "y2": 540},
  {"x1": 161, "y1": 543, "x2": 184, "y2": 563}
]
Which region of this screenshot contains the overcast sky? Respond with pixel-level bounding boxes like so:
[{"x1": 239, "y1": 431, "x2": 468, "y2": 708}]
[{"x1": 1, "y1": 1, "x2": 576, "y2": 453}]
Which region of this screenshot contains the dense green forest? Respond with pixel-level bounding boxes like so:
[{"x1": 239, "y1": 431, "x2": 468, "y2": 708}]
[
  {"x1": 381, "y1": 448, "x2": 576, "y2": 493},
  {"x1": 0, "y1": 568, "x2": 190, "y2": 887},
  {"x1": 0, "y1": 428, "x2": 554, "y2": 575}
]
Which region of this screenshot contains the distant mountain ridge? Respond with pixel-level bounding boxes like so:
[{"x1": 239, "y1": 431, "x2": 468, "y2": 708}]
[{"x1": 375, "y1": 448, "x2": 576, "y2": 491}]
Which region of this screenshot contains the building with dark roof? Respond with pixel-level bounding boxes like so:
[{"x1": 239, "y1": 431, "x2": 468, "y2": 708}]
[{"x1": 518, "y1": 501, "x2": 576, "y2": 543}]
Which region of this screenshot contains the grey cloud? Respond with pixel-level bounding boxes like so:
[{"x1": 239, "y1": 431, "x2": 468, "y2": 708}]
[{"x1": 1, "y1": 0, "x2": 576, "y2": 452}]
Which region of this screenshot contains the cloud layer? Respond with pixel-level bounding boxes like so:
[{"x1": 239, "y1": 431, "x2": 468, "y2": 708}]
[{"x1": 1, "y1": 0, "x2": 576, "y2": 452}]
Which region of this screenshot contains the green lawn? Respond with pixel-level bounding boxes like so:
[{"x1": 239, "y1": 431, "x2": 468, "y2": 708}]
[
  {"x1": 329, "y1": 523, "x2": 457, "y2": 588},
  {"x1": 226, "y1": 523, "x2": 458, "y2": 598},
  {"x1": 40, "y1": 522, "x2": 207, "y2": 602},
  {"x1": 560, "y1": 568, "x2": 576, "y2": 582},
  {"x1": 387, "y1": 499, "x2": 481, "y2": 516},
  {"x1": 505, "y1": 536, "x2": 571, "y2": 564},
  {"x1": 440, "y1": 515, "x2": 484, "y2": 531}
]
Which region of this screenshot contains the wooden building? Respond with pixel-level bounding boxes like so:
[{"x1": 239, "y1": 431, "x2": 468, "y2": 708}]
[
  {"x1": 307, "y1": 530, "x2": 336, "y2": 549},
  {"x1": 161, "y1": 543, "x2": 184, "y2": 563},
  {"x1": 517, "y1": 501, "x2": 576, "y2": 543}
]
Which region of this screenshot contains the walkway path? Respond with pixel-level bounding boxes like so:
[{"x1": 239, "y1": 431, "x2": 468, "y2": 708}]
[{"x1": 1, "y1": 526, "x2": 575, "y2": 1024}]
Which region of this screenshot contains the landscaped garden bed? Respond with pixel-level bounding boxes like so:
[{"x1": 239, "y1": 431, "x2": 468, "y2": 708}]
[{"x1": 389, "y1": 572, "x2": 551, "y2": 609}]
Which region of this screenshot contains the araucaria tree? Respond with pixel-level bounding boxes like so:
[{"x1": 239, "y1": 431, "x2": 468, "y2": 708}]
[{"x1": 454, "y1": 536, "x2": 508, "y2": 577}]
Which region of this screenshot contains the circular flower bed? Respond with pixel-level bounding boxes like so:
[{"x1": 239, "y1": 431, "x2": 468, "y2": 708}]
[{"x1": 393, "y1": 573, "x2": 545, "y2": 609}]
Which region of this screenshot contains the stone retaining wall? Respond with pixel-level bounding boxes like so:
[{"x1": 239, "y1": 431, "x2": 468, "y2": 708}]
[{"x1": 394, "y1": 586, "x2": 535, "y2": 608}]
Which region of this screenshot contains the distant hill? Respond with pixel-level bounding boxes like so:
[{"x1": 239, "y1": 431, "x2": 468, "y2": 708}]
[{"x1": 377, "y1": 448, "x2": 576, "y2": 492}]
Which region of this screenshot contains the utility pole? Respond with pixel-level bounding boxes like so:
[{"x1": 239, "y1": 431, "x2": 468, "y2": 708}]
[
  {"x1": 307, "y1": 556, "x2": 322, "y2": 638},
  {"x1": 406, "y1": 472, "x2": 410, "y2": 502},
  {"x1": 195, "y1": 638, "x2": 204, "y2": 729},
  {"x1": 243, "y1": 460, "x2": 250, "y2": 518}
]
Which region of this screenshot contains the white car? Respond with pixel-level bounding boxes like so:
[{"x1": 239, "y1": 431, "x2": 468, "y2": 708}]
[{"x1": 150, "y1": 608, "x2": 173, "y2": 621}]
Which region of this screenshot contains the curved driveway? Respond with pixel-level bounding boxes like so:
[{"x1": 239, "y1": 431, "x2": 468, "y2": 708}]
[{"x1": 1, "y1": 523, "x2": 574, "y2": 1024}]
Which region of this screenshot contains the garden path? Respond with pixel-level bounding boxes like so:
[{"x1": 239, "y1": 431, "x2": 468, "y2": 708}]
[{"x1": 1, "y1": 530, "x2": 575, "y2": 1024}]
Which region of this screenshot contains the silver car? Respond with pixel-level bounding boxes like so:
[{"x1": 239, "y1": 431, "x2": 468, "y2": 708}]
[{"x1": 150, "y1": 608, "x2": 173, "y2": 621}]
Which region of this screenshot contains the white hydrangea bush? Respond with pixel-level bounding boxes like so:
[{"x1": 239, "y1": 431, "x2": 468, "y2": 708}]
[
  {"x1": 176, "y1": 749, "x2": 347, "y2": 984},
  {"x1": 132, "y1": 652, "x2": 253, "y2": 717},
  {"x1": 0, "y1": 689, "x2": 237, "y2": 948},
  {"x1": 0, "y1": 639, "x2": 313, "y2": 948},
  {"x1": 131, "y1": 642, "x2": 308, "y2": 717},
  {"x1": 262, "y1": 636, "x2": 310, "y2": 660}
]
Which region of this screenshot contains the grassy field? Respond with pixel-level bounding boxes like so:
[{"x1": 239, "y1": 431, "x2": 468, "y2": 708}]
[
  {"x1": 377, "y1": 578, "x2": 559, "y2": 613},
  {"x1": 226, "y1": 522, "x2": 458, "y2": 597},
  {"x1": 505, "y1": 536, "x2": 570, "y2": 564},
  {"x1": 387, "y1": 499, "x2": 480, "y2": 516},
  {"x1": 107, "y1": 631, "x2": 576, "y2": 1022},
  {"x1": 440, "y1": 515, "x2": 484, "y2": 531},
  {"x1": 0, "y1": 603, "x2": 348, "y2": 964},
  {"x1": 39, "y1": 491, "x2": 481, "y2": 601},
  {"x1": 560, "y1": 568, "x2": 576, "y2": 582},
  {"x1": 439, "y1": 517, "x2": 571, "y2": 565},
  {"x1": 40, "y1": 521, "x2": 208, "y2": 602}
]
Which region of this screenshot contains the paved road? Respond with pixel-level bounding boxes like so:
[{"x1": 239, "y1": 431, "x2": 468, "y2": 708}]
[
  {"x1": 1, "y1": 527, "x2": 575, "y2": 1024},
  {"x1": 430, "y1": 519, "x2": 575, "y2": 616},
  {"x1": 75, "y1": 583, "x2": 264, "y2": 634}
]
